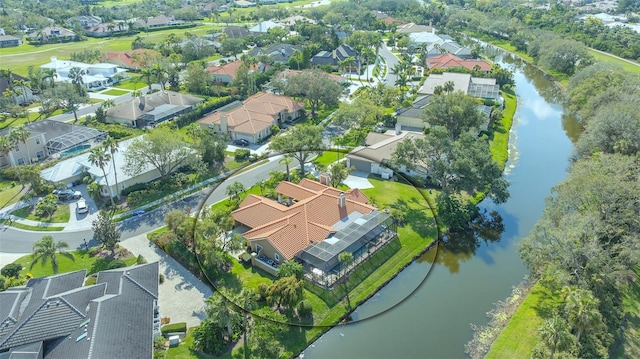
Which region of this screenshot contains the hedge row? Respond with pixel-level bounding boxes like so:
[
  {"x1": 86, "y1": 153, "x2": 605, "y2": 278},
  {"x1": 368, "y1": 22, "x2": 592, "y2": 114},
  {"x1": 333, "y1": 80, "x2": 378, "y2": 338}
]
[{"x1": 161, "y1": 322, "x2": 187, "y2": 335}]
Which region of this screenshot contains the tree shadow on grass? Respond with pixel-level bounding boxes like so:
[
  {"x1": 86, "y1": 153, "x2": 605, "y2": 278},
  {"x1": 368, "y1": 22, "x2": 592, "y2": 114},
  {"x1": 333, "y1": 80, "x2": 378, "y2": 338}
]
[{"x1": 393, "y1": 197, "x2": 434, "y2": 238}]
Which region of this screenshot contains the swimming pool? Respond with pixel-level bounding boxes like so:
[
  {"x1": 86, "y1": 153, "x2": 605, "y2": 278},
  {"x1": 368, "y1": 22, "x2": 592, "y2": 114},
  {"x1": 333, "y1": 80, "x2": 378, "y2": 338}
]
[{"x1": 61, "y1": 144, "x2": 91, "y2": 157}]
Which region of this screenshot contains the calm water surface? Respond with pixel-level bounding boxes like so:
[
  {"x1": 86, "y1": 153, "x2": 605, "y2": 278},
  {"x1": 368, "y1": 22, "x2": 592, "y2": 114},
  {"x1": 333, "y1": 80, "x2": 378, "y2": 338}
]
[{"x1": 302, "y1": 52, "x2": 579, "y2": 358}]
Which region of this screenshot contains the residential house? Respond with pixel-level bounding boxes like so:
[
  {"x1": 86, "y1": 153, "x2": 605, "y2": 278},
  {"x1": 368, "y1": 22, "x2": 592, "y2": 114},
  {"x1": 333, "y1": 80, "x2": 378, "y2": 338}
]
[
  {"x1": 346, "y1": 128, "x2": 427, "y2": 179},
  {"x1": 409, "y1": 30, "x2": 442, "y2": 46},
  {"x1": 426, "y1": 53, "x2": 491, "y2": 73},
  {"x1": 0, "y1": 120, "x2": 106, "y2": 168},
  {"x1": 67, "y1": 15, "x2": 103, "y2": 28},
  {"x1": 105, "y1": 90, "x2": 204, "y2": 128},
  {"x1": 419, "y1": 72, "x2": 500, "y2": 101},
  {"x1": 0, "y1": 73, "x2": 34, "y2": 105},
  {"x1": 395, "y1": 95, "x2": 494, "y2": 133},
  {"x1": 0, "y1": 35, "x2": 22, "y2": 48},
  {"x1": 135, "y1": 15, "x2": 184, "y2": 29},
  {"x1": 426, "y1": 40, "x2": 472, "y2": 59},
  {"x1": 40, "y1": 134, "x2": 188, "y2": 197},
  {"x1": 372, "y1": 11, "x2": 398, "y2": 26},
  {"x1": 223, "y1": 26, "x2": 251, "y2": 39},
  {"x1": 206, "y1": 60, "x2": 244, "y2": 84},
  {"x1": 247, "y1": 43, "x2": 301, "y2": 64},
  {"x1": 275, "y1": 69, "x2": 346, "y2": 84},
  {"x1": 234, "y1": 0, "x2": 257, "y2": 7},
  {"x1": 40, "y1": 56, "x2": 127, "y2": 91},
  {"x1": 249, "y1": 20, "x2": 284, "y2": 34},
  {"x1": 396, "y1": 22, "x2": 434, "y2": 34},
  {"x1": 232, "y1": 178, "x2": 397, "y2": 287},
  {"x1": 0, "y1": 263, "x2": 160, "y2": 359},
  {"x1": 197, "y1": 92, "x2": 304, "y2": 144},
  {"x1": 278, "y1": 15, "x2": 317, "y2": 27},
  {"x1": 84, "y1": 22, "x2": 128, "y2": 38},
  {"x1": 28, "y1": 26, "x2": 76, "y2": 43},
  {"x1": 103, "y1": 49, "x2": 160, "y2": 70},
  {"x1": 311, "y1": 44, "x2": 361, "y2": 73}
]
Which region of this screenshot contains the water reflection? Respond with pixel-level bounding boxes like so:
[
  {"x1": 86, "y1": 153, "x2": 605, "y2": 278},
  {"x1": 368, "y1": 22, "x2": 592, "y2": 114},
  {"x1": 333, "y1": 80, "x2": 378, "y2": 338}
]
[{"x1": 418, "y1": 210, "x2": 504, "y2": 274}]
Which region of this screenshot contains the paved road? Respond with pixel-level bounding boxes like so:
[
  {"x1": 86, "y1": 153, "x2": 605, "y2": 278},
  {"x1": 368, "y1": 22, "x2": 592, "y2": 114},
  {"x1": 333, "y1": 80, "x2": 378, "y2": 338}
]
[
  {"x1": 0, "y1": 155, "x2": 296, "y2": 255},
  {"x1": 379, "y1": 43, "x2": 400, "y2": 87}
]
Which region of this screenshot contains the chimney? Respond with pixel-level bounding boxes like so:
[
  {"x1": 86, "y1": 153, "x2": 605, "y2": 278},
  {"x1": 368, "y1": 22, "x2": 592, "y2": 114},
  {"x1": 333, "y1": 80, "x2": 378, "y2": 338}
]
[
  {"x1": 220, "y1": 113, "x2": 228, "y2": 133},
  {"x1": 395, "y1": 122, "x2": 401, "y2": 135},
  {"x1": 319, "y1": 173, "x2": 330, "y2": 186},
  {"x1": 139, "y1": 94, "x2": 146, "y2": 111},
  {"x1": 338, "y1": 192, "x2": 346, "y2": 208}
]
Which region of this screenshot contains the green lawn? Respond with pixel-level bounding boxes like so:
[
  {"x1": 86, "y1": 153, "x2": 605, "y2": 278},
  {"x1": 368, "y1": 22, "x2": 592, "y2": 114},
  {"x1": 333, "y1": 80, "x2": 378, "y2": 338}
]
[
  {"x1": 13, "y1": 250, "x2": 137, "y2": 278},
  {"x1": 101, "y1": 89, "x2": 129, "y2": 96},
  {"x1": 0, "y1": 219, "x2": 65, "y2": 231},
  {"x1": 589, "y1": 49, "x2": 640, "y2": 75},
  {"x1": 0, "y1": 183, "x2": 24, "y2": 208},
  {"x1": 112, "y1": 76, "x2": 146, "y2": 90},
  {"x1": 313, "y1": 149, "x2": 348, "y2": 168},
  {"x1": 486, "y1": 282, "x2": 558, "y2": 358},
  {"x1": 11, "y1": 203, "x2": 70, "y2": 223},
  {"x1": 490, "y1": 89, "x2": 516, "y2": 169}
]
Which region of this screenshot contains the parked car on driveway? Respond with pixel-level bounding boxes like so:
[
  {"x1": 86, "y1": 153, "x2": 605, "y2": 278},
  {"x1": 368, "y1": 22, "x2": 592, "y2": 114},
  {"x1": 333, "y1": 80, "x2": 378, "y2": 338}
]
[
  {"x1": 233, "y1": 139, "x2": 249, "y2": 146},
  {"x1": 76, "y1": 200, "x2": 89, "y2": 214},
  {"x1": 54, "y1": 189, "x2": 82, "y2": 201}
]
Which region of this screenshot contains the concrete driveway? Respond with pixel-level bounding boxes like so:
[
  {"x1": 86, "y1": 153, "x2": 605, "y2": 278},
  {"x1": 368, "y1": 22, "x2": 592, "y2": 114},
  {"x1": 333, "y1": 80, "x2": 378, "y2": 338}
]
[
  {"x1": 121, "y1": 233, "x2": 213, "y2": 328},
  {"x1": 343, "y1": 171, "x2": 374, "y2": 189},
  {"x1": 63, "y1": 184, "x2": 100, "y2": 231}
]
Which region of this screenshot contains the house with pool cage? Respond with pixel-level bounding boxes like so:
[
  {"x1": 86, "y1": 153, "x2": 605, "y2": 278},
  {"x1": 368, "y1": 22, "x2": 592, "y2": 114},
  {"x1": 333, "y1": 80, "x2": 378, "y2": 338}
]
[{"x1": 232, "y1": 178, "x2": 398, "y2": 289}]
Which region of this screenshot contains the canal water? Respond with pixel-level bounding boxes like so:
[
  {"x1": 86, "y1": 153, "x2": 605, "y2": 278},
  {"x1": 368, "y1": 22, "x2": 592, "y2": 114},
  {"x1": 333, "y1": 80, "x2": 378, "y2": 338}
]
[{"x1": 302, "y1": 51, "x2": 579, "y2": 358}]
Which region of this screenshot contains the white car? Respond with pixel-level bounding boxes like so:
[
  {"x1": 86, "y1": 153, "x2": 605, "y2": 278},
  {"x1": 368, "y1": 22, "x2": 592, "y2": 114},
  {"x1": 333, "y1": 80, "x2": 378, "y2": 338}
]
[{"x1": 76, "y1": 200, "x2": 89, "y2": 214}]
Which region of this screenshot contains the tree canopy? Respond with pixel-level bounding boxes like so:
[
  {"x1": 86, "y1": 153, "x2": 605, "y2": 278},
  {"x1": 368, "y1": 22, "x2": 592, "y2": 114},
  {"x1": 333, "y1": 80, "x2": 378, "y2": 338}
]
[
  {"x1": 268, "y1": 124, "x2": 324, "y2": 178},
  {"x1": 277, "y1": 69, "x2": 343, "y2": 117},
  {"x1": 421, "y1": 91, "x2": 484, "y2": 141}
]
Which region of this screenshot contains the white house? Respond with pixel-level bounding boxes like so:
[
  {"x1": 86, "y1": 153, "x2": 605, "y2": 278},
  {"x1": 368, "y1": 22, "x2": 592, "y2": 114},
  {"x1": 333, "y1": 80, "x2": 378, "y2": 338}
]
[{"x1": 40, "y1": 56, "x2": 127, "y2": 91}]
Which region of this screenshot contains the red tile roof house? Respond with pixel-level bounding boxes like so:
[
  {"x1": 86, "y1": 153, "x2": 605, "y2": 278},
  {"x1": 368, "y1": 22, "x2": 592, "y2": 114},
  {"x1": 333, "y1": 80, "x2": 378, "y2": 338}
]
[
  {"x1": 232, "y1": 178, "x2": 397, "y2": 288},
  {"x1": 426, "y1": 53, "x2": 491, "y2": 73},
  {"x1": 103, "y1": 49, "x2": 160, "y2": 70},
  {"x1": 197, "y1": 92, "x2": 304, "y2": 144},
  {"x1": 206, "y1": 60, "x2": 244, "y2": 84}
]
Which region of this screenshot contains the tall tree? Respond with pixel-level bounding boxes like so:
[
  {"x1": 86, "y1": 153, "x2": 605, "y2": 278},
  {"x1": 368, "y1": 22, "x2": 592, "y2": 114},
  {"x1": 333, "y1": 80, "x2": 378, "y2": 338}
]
[
  {"x1": 279, "y1": 69, "x2": 343, "y2": 117},
  {"x1": 124, "y1": 127, "x2": 200, "y2": 182},
  {"x1": 68, "y1": 66, "x2": 85, "y2": 93},
  {"x1": 30, "y1": 236, "x2": 75, "y2": 274},
  {"x1": 539, "y1": 315, "x2": 575, "y2": 359},
  {"x1": 91, "y1": 211, "x2": 121, "y2": 254},
  {"x1": 9, "y1": 126, "x2": 31, "y2": 165},
  {"x1": 421, "y1": 92, "x2": 484, "y2": 141},
  {"x1": 0, "y1": 135, "x2": 15, "y2": 167},
  {"x1": 205, "y1": 290, "x2": 241, "y2": 337},
  {"x1": 339, "y1": 251, "x2": 354, "y2": 308},
  {"x1": 102, "y1": 136, "x2": 120, "y2": 200},
  {"x1": 328, "y1": 161, "x2": 353, "y2": 188},
  {"x1": 88, "y1": 147, "x2": 115, "y2": 207},
  {"x1": 269, "y1": 124, "x2": 324, "y2": 178},
  {"x1": 279, "y1": 155, "x2": 293, "y2": 182}
]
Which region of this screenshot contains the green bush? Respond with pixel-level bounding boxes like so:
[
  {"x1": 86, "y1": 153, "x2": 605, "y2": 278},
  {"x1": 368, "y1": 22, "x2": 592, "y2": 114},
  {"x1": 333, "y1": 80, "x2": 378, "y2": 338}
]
[
  {"x1": 161, "y1": 322, "x2": 187, "y2": 335},
  {"x1": 122, "y1": 182, "x2": 150, "y2": 196},
  {"x1": 234, "y1": 148, "x2": 250, "y2": 161},
  {"x1": 256, "y1": 283, "x2": 269, "y2": 301},
  {"x1": 136, "y1": 254, "x2": 147, "y2": 265},
  {"x1": 84, "y1": 276, "x2": 97, "y2": 286},
  {"x1": 0, "y1": 276, "x2": 5, "y2": 290},
  {"x1": 159, "y1": 274, "x2": 165, "y2": 284},
  {"x1": 1, "y1": 263, "x2": 23, "y2": 278},
  {"x1": 107, "y1": 259, "x2": 127, "y2": 269}
]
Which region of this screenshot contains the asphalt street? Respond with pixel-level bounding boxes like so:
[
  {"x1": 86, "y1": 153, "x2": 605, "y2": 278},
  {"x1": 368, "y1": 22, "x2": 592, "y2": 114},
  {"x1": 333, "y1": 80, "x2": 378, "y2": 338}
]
[{"x1": 0, "y1": 155, "x2": 296, "y2": 253}]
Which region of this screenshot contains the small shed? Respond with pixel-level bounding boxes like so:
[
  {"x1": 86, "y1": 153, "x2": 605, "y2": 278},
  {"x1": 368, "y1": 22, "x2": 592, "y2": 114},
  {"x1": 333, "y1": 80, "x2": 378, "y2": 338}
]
[{"x1": 168, "y1": 335, "x2": 180, "y2": 347}]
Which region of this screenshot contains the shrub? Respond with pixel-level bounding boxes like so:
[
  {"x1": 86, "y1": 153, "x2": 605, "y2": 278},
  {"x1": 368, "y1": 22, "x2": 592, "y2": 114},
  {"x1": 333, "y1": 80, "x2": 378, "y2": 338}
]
[
  {"x1": 297, "y1": 300, "x2": 313, "y2": 318},
  {"x1": 0, "y1": 276, "x2": 5, "y2": 290},
  {"x1": 4, "y1": 277, "x2": 27, "y2": 289},
  {"x1": 154, "y1": 335, "x2": 166, "y2": 351},
  {"x1": 88, "y1": 247, "x2": 101, "y2": 257},
  {"x1": 234, "y1": 148, "x2": 250, "y2": 161},
  {"x1": 154, "y1": 350, "x2": 167, "y2": 359},
  {"x1": 136, "y1": 254, "x2": 147, "y2": 265},
  {"x1": 84, "y1": 276, "x2": 97, "y2": 286},
  {"x1": 89, "y1": 258, "x2": 110, "y2": 274},
  {"x1": 154, "y1": 232, "x2": 177, "y2": 251},
  {"x1": 161, "y1": 322, "x2": 187, "y2": 335},
  {"x1": 159, "y1": 274, "x2": 165, "y2": 284},
  {"x1": 122, "y1": 182, "x2": 150, "y2": 196},
  {"x1": 107, "y1": 259, "x2": 127, "y2": 269},
  {"x1": 1, "y1": 263, "x2": 23, "y2": 278},
  {"x1": 256, "y1": 283, "x2": 269, "y2": 301}
]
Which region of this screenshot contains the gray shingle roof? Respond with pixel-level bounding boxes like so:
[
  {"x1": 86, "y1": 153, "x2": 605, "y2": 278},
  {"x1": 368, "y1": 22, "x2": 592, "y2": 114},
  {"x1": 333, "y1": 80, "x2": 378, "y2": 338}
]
[{"x1": 0, "y1": 263, "x2": 159, "y2": 359}]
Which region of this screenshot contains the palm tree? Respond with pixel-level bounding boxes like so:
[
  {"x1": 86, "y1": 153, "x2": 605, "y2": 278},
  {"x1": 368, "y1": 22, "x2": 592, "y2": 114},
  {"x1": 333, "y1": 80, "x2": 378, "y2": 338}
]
[
  {"x1": 140, "y1": 68, "x2": 153, "y2": 91},
  {"x1": 238, "y1": 289, "x2": 258, "y2": 359},
  {"x1": 102, "y1": 136, "x2": 120, "y2": 200},
  {"x1": 539, "y1": 315, "x2": 574, "y2": 359},
  {"x1": 152, "y1": 63, "x2": 168, "y2": 91},
  {"x1": 564, "y1": 287, "x2": 601, "y2": 342},
  {"x1": 9, "y1": 126, "x2": 31, "y2": 165},
  {"x1": 0, "y1": 135, "x2": 15, "y2": 167},
  {"x1": 30, "y1": 235, "x2": 75, "y2": 274},
  {"x1": 279, "y1": 155, "x2": 293, "y2": 182},
  {"x1": 205, "y1": 291, "x2": 240, "y2": 337},
  {"x1": 88, "y1": 147, "x2": 115, "y2": 208},
  {"x1": 68, "y1": 67, "x2": 85, "y2": 93},
  {"x1": 185, "y1": 123, "x2": 203, "y2": 144},
  {"x1": 42, "y1": 68, "x2": 56, "y2": 89},
  {"x1": 443, "y1": 80, "x2": 455, "y2": 93}
]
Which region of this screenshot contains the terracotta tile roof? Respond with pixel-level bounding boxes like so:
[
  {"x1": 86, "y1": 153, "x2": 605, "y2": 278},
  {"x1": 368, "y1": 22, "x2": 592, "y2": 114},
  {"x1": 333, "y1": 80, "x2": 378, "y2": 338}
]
[
  {"x1": 233, "y1": 179, "x2": 375, "y2": 259},
  {"x1": 206, "y1": 60, "x2": 243, "y2": 78},
  {"x1": 198, "y1": 92, "x2": 304, "y2": 135},
  {"x1": 426, "y1": 53, "x2": 491, "y2": 72},
  {"x1": 103, "y1": 49, "x2": 159, "y2": 69}
]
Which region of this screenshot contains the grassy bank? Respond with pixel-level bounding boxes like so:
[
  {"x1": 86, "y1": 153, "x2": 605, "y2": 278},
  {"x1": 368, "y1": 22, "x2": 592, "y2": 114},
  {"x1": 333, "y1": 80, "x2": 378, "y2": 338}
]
[
  {"x1": 12, "y1": 250, "x2": 137, "y2": 278},
  {"x1": 588, "y1": 49, "x2": 640, "y2": 75},
  {"x1": 490, "y1": 89, "x2": 516, "y2": 169}
]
